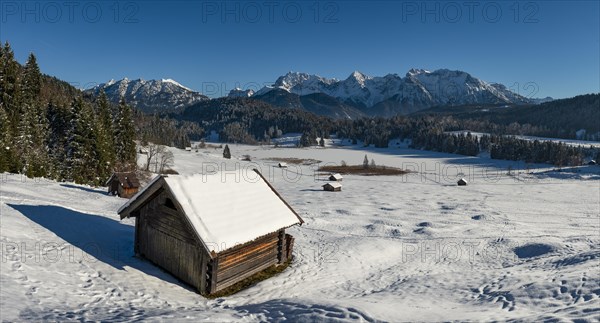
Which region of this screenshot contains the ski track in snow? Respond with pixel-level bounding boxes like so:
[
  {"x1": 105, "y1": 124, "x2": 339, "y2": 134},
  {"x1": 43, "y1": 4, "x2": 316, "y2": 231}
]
[{"x1": 1, "y1": 144, "x2": 599, "y2": 322}]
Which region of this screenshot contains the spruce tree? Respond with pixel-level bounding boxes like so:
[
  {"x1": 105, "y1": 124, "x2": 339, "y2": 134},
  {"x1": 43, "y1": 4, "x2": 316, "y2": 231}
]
[
  {"x1": 1, "y1": 42, "x2": 22, "y2": 174},
  {"x1": 95, "y1": 90, "x2": 116, "y2": 180},
  {"x1": 223, "y1": 144, "x2": 231, "y2": 159},
  {"x1": 114, "y1": 98, "x2": 136, "y2": 170},
  {"x1": 22, "y1": 53, "x2": 41, "y2": 104},
  {"x1": 363, "y1": 154, "x2": 369, "y2": 169},
  {"x1": 67, "y1": 98, "x2": 98, "y2": 184},
  {"x1": 0, "y1": 104, "x2": 11, "y2": 172},
  {"x1": 19, "y1": 53, "x2": 49, "y2": 177},
  {"x1": 14, "y1": 101, "x2": 33, "y2": 174},
  {"x1": 1, "y1": 42, "x2": 21, "y2": 135},
  {"x1": 46, "y1": 102, "x2": 70, "y2": 180}
]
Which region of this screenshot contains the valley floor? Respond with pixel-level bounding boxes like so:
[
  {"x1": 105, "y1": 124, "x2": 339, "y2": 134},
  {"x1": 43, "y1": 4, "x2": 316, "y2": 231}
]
[{"x1": 1, "y1": 144, "x2": 599, "y2": 322}]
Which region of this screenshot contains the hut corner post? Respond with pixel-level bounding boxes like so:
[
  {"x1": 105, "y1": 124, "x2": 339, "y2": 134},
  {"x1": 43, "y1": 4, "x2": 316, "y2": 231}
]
[
  {"x1": 206, "y1": 256, "x2": 219, "y2": 295},
  {"x1": 133, "y1": 214, "x2": 140, "y2": 256},
  {"x1": 285, "y1": 234, "x2": 295, "y2": 261},
  {"x1": 277, "y1": 229, "x2": 287, "y2": 264}
]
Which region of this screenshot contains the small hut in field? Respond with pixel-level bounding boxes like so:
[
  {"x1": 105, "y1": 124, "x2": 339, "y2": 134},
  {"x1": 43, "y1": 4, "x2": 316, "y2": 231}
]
[
  {"x1": 106, "y1": 172, "x2": 140, "y2": 198},
  {"x1": 117, "y1": 169, "x2": 303, "y2": 296},
  {"x1": 323, "y1": 182, "x2": 342, "y2": 192},
  {"x1": 278, "y1": 162, "x2": 288, "y2": 168},
  {"x1": 457, "y1": 178, "x2": 468, "y2": 186},
  {"x1": 329, "y1": 173, "x2": 343, "y2": 181}
]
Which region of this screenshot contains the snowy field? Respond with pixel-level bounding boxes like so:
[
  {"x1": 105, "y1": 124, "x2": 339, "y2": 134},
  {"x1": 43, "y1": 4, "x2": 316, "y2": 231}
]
[{"x1": 1, "y1": 143, "x2": 599, "y2": 322}]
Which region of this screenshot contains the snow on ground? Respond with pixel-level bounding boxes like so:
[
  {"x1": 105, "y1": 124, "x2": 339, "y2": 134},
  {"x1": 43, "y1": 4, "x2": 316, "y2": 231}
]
[{"x1": 1, "y1": 144, "x2": 599, "y2": 322}]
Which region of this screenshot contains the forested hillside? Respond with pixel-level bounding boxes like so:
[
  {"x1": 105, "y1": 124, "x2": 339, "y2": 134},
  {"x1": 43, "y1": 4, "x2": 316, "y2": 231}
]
[
  {"x1": 412, "y1": 94, "x2": 600, "y2": 140},
  {"x1": 173, "y1": 97, "x2": 597, "y2": 166},
  {"x1": 172, "y1": 97, "x2": 333, "y2": 145},
  {"x1": 0, "y1": 42, "x2": 136, "y2": 185}
]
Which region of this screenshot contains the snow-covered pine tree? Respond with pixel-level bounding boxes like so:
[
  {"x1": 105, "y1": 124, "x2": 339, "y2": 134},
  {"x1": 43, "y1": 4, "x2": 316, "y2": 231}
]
[
  {"x1": 14, "y1": 99, "x2": 33, "y2": 174},
  {"x1": 21, "y1": 53, "x2": 49, "y2": 177},
  {"x1": 22, "y1": 53, "x2": 41, "y2": 103},
  {"x1": 46, "y1": 102, "x2": 70, "y2": 180},
  {"x1": 95, "y1": 90, "x2": 117, "y2": 180},
  {"x1": 0, "y1": 103, "x2": 11, "y2": 172},
  {"x1": 1, "y1": 42, "x2": 21, "y2": 134},
  {"x1": 114, "y1": 98, "x2": 136, "y2": 170},
  {"x1": 67, "y1": 98, "x2": 98, "y2": 184}
]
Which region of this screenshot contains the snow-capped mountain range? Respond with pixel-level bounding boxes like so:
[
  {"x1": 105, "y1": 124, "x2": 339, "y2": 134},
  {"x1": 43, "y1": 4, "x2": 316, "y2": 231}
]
[
  {"x1": 252, "y1": 69, "x2": 535, "y2": 115},
  {"x1": 90, "y1": 69, "x2": 551, "y2": 118},
  {"x1": 86, "y1": 78, "x2": 208, "y2": 113}
]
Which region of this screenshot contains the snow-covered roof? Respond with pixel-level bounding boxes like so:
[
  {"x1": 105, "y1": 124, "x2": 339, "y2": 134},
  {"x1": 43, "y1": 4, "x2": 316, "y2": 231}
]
[
  {"x1": 118, "y1": 170, "x2": 302, "y2": 254},
  {"x1": 278, "y1": 162, "x2": 288, "y2": 167},
  {"x1": 329, "y1": 173, "x2": 343, "y2": 180},
  {"x1": 323, "y1": 182, "x2": 342, "y2": 189}
]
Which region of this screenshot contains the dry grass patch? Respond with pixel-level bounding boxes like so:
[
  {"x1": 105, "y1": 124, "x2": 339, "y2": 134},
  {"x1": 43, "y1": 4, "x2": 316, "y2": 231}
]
[
  {"x1": 267, "y1": 157, "x2": 321, "y2": 165},
  {"x1": 318, "y1": 164, "x2": 409, "y2": 176}
]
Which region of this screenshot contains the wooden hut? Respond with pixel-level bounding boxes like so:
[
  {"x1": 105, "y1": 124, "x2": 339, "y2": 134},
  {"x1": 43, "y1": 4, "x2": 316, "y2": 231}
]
[
  {"x1": 588, "y1": 160, "x2": 597, "y2": 165},
  {"x1": 106, "y1": 172, "x2": 140, "y2": 198},
  {"x1": 457, "y1": 178, "x2": 468, "y2": 186},
  {"x1": 278, "y1": 162, "x2": 288, "y2": 168},
  {"x1": 329, "y1": 173, "x2": 343, "y2": 181},
  {"x1": 322, "y1": 182, "x2": 342, "y2": 192},
  {"x1": 117, "y1": 169, "x2": 303, "y2": 296}
]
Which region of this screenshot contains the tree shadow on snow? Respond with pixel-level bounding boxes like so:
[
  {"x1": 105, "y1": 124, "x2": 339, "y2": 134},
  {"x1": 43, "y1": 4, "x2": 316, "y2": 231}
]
[
  {"x1": 59, "y1": 183, "x2": 110, "y2": 196},
  {"x1": 7, "y1": 204, "x2": 187, "y2": 287},
  {"x1": 336, "y1": 145, "x2": 546, "y2": 172}
]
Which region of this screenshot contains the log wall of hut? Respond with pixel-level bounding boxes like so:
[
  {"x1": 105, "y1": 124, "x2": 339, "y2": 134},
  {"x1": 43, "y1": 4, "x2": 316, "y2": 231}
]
[
  {"x1": 135, "y1": 189, "x2": 209, "y2": 292},
  {"x1": 209, "y1": 230, "x2": 284, "y2": 293},
  {"x1": 119, "y1": 186, "x2": 139, "y2": 198}
]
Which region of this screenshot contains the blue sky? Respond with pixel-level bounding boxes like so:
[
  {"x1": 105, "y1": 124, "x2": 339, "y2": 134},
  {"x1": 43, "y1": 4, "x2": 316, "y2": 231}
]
[{"x1": 1, "y1": 0, "x2": 598, "y2": 99}]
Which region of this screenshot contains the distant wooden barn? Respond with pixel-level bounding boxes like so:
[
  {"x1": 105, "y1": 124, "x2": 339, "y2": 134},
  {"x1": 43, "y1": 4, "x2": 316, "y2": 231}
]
[
  {"x1": 106, "y1": 172, "x2": 140, "y2": 198},
  {"x1": 323, "y1": 182, "x2": 342, "y2": 192},
  {"x1": 277, "y1": 162, "x2": 288, "y2": 168},
  {"x1": 118, "y1": 170, "x2": 303, "y2": 295},
  {"x1": 588, "y1": 160, "x2": 597, "y2": 165},
  {"x1": 329, "y1": 173, "x2": 343, "y2": 181},
  {"x1": 457, "y1": 178, "x2": 468, "y2": 186}
]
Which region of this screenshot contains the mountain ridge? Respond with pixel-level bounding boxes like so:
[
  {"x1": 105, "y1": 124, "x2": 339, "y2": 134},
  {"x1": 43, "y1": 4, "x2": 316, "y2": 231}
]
[
  {"x1": 85, "y1": 78, "x2": 209, "y2": 114},
  {"x1": 90, "y1": 69, "x2": 554, "y2": 118},
  {"x1": 255, "y1": 69, "x2": 534, "y2": 108}
]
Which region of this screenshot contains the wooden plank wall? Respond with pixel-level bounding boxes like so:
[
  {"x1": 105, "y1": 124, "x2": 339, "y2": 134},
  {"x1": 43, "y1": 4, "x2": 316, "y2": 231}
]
[
  {"x1": 137, "y1": 190, "x2": 207, "y2": 292},
  {"x1": 120, "y1": 187, "x2": 139, "y2": 198},
  {"x1": 212, "y1": 232, "x2": 280, "y2": 292}
]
